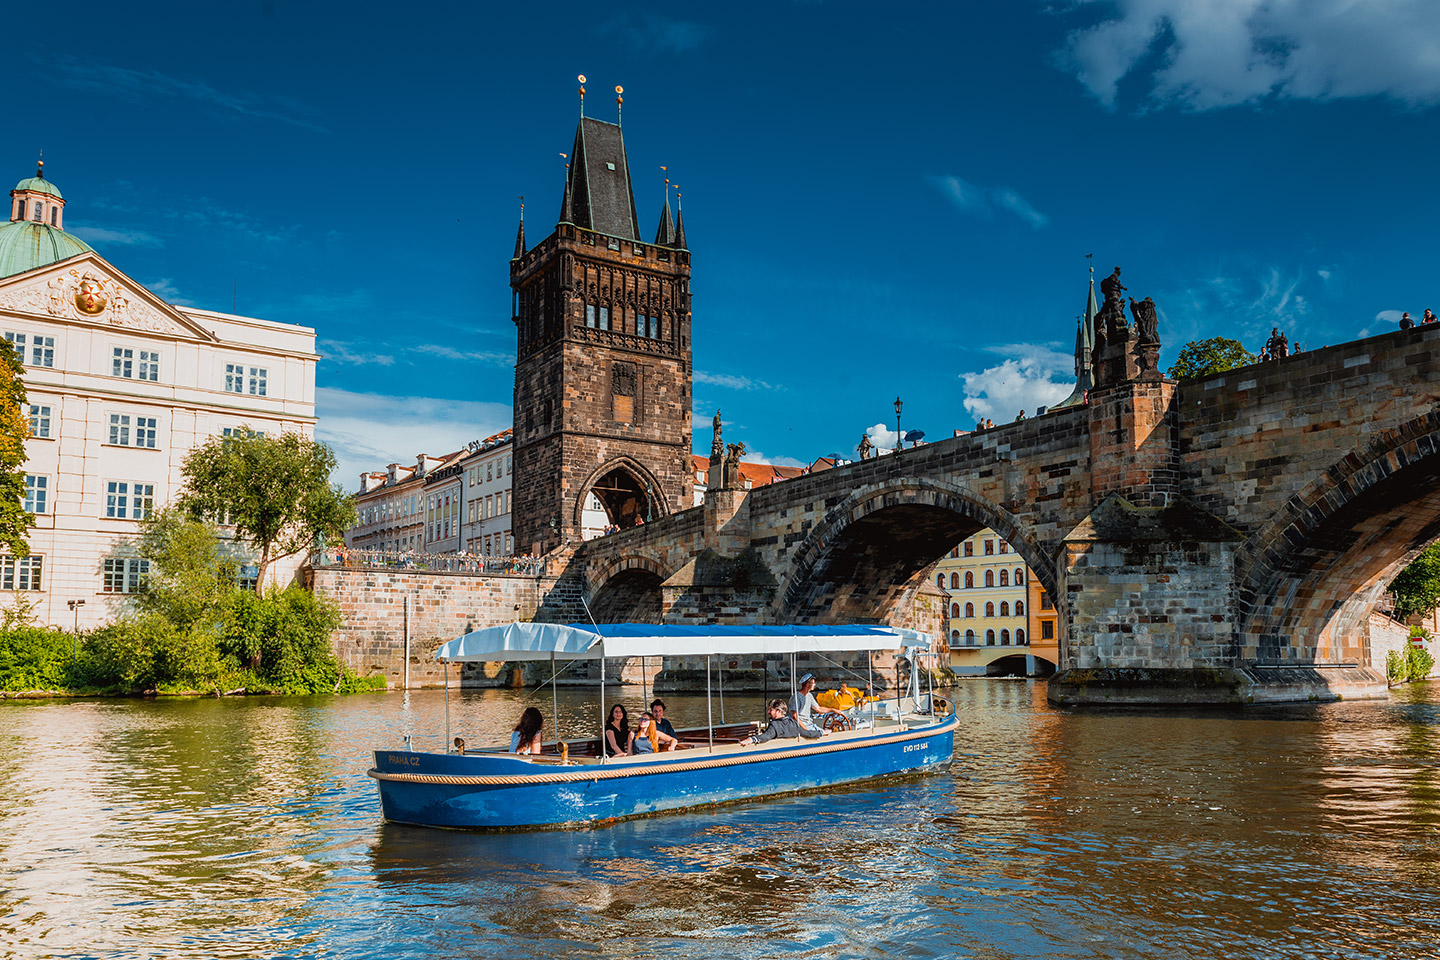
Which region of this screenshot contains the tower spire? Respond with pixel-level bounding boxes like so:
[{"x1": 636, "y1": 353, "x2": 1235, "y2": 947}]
[
  {"x1": 557, "y1": 152, "x2": 573, "y2": 225},
  {"x1": 673, "y1": 187, "x2": 687, "y2": 249},
  {"x1": 1053, "y1": 255, "x2": 1099, "y2": 409},
  {"x1": 513, "y1": 196, "x2": 526, "y2": 259},
  {"x1": 654, "y1": 167, "x2": 674, "y2": 245}
]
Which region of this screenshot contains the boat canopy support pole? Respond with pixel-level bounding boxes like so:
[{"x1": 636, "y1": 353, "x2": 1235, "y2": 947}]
[
  {"x1": 867, "y1": 649, "x2": 874, "y2": 726},
  {"x1": 599, "y1": 642, "x2": 607, "y2": 762},
  {"x1": 719, "y1": 659, "x2": 725, "y2": 724},
  {"x1": 706, "y1": 654, "x2": 714, "y2": 754},
  {"x1": 550, "y1": 652, "x2": 559, "y2": 743},
  {"x1": 443, "y1": 659, "x2": 451, "y2": 751}
]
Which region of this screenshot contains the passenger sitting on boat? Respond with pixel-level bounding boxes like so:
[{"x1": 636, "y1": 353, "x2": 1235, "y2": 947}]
[
  {"x1": 604, "y1": 704, "x2": 631, "y2": 757},
  {"x1": 511, "y1": 706, "x2": 544, "y2": 755},
  {"x1": 739, "y1": 699, "x2": 823, "y2": 746},
  {"x1": 631, "y1": 712, "x2": 680, "y2": 754},
  {"x1": 790, "y1": 674, "x2": 844, "y2": 732},
  {"x1": 650, "y1": 699, "x2": 677, "y2": 738}
]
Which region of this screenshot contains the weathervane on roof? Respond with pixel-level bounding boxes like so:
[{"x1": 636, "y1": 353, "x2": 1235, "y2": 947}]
[
  {"x1": 578, "y1": 74, "x2": 586, "y2": 117},
  {"x1": 661, "y1": 165, "x2": 669, "y2": 206},
  {"x1": 518, "y1": 195, "x2": 524, "y2": 223},
  {"x1": 615, "y1": 85, "x2": 624, "y2": 125}
]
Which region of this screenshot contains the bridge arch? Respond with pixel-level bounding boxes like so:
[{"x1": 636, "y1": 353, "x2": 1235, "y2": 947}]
[
  {"x1": 1235, "y1": 409, "x2": 1440, "y2": 662},
  {"x1": 585, "y1": 554, "x2": 671, "y2": 623},
  {"x1": 574, "y1": 456, "x2": 672, "y2": 534},
  {"x1": 777, "y1": 477, "x2": 1059, "y2": 626}
]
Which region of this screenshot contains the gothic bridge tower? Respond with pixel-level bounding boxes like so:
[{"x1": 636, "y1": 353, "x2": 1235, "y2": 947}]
[{"x1": 510, "y1": 98, "x2": 693, "y2": 555}]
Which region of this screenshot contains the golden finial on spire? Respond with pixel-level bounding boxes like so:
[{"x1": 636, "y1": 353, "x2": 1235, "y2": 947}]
[
  {"x1": 615, "y1": 85, "x2": 624, "y2": 124},
  {"x1": 577, "y1": 75, "x2": 586, "y2": 116},
  {"x1": 36, "y1": 149, "x2": 43, "y2": 179},
  {"x1": 559, "y1": 152, "x2": 569, "y2": 172},
  {"x1": 519, "y1": 195, "x2": 524, "y2": 222}
]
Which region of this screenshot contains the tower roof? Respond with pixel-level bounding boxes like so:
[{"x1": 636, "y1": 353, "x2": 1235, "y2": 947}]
[
  {"x1": 1053, "y1": 266, "x2": 1100, "y2": 410},
  {"x1": 0, "y1": 221, "x2": 92, "y2": 278},
  {"x1": 559, "y1": 117, "x2": 640, "y2": 241},
  {"x1": 13, "y1": 175, "x2": 61, "y2": 199},
  {"x1": 654, "y1": 197, "x2": 674, "y2": 245}
]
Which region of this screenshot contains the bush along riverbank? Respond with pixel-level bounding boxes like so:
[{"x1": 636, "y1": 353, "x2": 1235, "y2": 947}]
[{"x1": 0, "y1": 587, "x2": 384, "y2": 698}]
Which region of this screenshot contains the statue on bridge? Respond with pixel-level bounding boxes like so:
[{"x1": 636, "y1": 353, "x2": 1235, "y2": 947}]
[
  {"x1": 858, "y1": 433, "x2": 874, "y2": 460},
  {"x1": 725, "y1": 441, "x2": 746, "y2": 467},
  {"x1": 1100, "y1": 266, "x2": 1126, "y2": 303},
  {"x1": 711, "y1": 409, "x2": 724, "y2": 460},
  {"x1": 1129, "y1": 296, "x2": 1159, "y2": 345}
]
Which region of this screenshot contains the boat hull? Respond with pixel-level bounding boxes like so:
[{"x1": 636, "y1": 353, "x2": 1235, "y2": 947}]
[{"x1": 371, "y1": 713, "x2": 956, "y2": 831}]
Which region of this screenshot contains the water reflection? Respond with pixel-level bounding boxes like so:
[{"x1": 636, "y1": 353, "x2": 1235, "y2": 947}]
[{"x1": 1, "y1": 683, "x2": 1438, "y2": 959}]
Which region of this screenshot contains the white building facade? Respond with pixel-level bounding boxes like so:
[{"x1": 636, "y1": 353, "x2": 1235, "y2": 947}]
[{"x1": 0, "y1": 167, "x2": 318, "y2": 629}]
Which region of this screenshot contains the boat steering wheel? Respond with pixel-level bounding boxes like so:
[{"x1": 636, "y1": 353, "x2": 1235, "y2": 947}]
[{"x1": 823, "y1": 712, "x2": 853, "y2": 733}]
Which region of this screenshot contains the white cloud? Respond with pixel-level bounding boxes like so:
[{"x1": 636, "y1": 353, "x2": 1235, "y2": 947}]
[
  {"x1": 1317, "y1": 268, "x2": 1332, "y2": 281},
  {"x1": 319, "y1": 339, "x2": 396, "y2": 367},
  {"x1": 142, "y1": 277, "x2": 196, "y2": 307},
  {"x1": 930, "y1": 176, "x2": 1050, "y2": 228},
  {"x1": 957, "y1": 344, "x2": 1075, "y2": 424},
  {"x1": 694, "y1": 370, "x2": 785, "y2": 391},
  {"x1": 412, "y1": 343, "x2": 514, "y2": 365},
  {"x1": 1059, "y1": 0, "x2": 1440, "y2": 111},
  {"x1": 68, "y1": 224, "x2": 162, "y2": 247},
  {"x1": 315, "y1": 387, "x2": 511, "y2": 487},
  {"x1": 1373, "y1": 309, "x2": 1404, "y2": 334},
  {"x1": 742, "y1": 450, "x2": 808, "y2": 468},
  {"x1": 864, "y1": 423, "x2": 903, "y2": 455}
]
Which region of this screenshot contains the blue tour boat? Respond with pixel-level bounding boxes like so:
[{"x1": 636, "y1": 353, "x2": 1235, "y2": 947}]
[{"x1": 369, "y1": 623, "x2": 956, "y2": 831}]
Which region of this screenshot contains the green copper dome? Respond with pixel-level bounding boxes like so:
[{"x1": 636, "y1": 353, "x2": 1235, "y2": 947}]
[
  {"x1": 0, "y1": 221, "x2": 92, "y2": 279},
  {"x1": 13, "y1": 176, "x2": 61, "y2": 200}
]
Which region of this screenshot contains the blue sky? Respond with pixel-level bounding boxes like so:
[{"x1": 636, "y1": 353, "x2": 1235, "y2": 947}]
[{"x1": 7, "y1": 1, "x2": 1440, "y2": 483}]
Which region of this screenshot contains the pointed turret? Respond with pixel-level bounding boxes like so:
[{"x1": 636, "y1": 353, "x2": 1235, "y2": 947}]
[
  {"x1": 674, "y1": 199, "x2": 687, "y2": 250},
  {"x1": 1054, "y1": 264, "x2": 1100, "y2": 409},
  {"x1": 512, "y1": 218, "x2": 526, "y2": 259},
  {"x1": 654, "y1": 198, "x2": 674, "y2": 245}
]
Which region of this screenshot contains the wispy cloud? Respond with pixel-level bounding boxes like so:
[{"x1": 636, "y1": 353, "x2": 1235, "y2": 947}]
[
  {"x1": 1160, "y1": 263, "x2": 1315, "y2": 351},
  {"x1": 930, "y1": 176, "x2": 1050, "y2": 228},
  {"x1": 742, "y1": 450, "x2": 808, "y2": 469},
  {"x1": 315, "y1": 388, "x2": 512, "y2": 486},
  {"x1": 599, "y1": 13, "x2": 710, "y2": 54},
  {"x1": 957, "y1": 343, "x2": 1074, "y2": 425},
  {"x1": 1056, "y1": 0, "x2": 1440, "y2": 111},
  {"x1": 67, "y1": 224, "x2": 162, "y2": 247},
  {"x1": 694, "y1": 370, "x2": 785, "y2": 391},
  {"x1": 49, "y1": 56, "x2": 329, "y2": 132},
  {"x1": 142, "y1": 277, "x2": 196, "y2": 307},
  {"x1": 412, "y1": 343, "x2": 514, "y2": 365},
  {"x1": 319, "y1": 339, "x2": 396, "y2": 367}
]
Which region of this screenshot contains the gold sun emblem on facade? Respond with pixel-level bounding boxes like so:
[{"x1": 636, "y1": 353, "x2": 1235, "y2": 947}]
[{"x1": 74, "y1": 274, "x2": 108, "y2": 315}]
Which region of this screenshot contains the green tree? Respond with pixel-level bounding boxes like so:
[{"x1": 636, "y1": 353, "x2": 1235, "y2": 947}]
[
  {"x1": 134, "y1": 508, "x2": 239, "y2": 627},
  {"x1": 0, "y1": 345, "x2": 34, "y2": 556},
  {"x1": 177, "y1": 432, "x2": 354, "y2": 591},
  {"x1": 1389, "y1": 542, "x2": 1440, "y2": 621},
  {"x1": 1167, "y1": 337, "x2": 1259, "y2": 379}
]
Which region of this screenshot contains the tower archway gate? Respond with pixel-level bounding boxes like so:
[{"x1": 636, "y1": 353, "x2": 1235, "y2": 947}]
[{"x1": 573, "y1": 326, "x2": 1440, "y2": 705}]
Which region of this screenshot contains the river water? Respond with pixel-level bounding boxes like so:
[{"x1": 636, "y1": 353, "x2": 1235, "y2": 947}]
[{"x1": 2, "y1": 681, "x2": 1437, "y2": 959}]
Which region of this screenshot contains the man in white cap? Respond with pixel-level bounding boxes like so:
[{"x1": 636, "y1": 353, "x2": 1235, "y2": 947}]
[{"x1": 790, "y1": 673, "x2": 845, "y2": 732}]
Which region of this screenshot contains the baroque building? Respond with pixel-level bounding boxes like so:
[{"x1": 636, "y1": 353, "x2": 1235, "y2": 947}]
[
  {"x1": 509, "y1": 100, "x2": 693, "y2": 555},
  {"x1": 0, "y1": 163, "x2": 318, "y2": 628}
]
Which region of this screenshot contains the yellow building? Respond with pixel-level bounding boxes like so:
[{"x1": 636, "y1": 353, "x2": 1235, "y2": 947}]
[{"x1": 934, "y1": 528, "x2": 1059, "y2": 677}]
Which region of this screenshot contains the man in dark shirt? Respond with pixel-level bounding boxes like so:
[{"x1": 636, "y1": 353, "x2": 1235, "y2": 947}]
[
  {"x1": 739, "y1": 699, "x2": 822, "y2": 746},
  {"x1": 650, "y1": 699, "x2": 676, "y2": 738}
]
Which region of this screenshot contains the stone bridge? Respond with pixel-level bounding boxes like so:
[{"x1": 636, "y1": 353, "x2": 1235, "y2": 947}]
[{"x1": 572, "y1": 325, "x2": 1440, "y2": 704}]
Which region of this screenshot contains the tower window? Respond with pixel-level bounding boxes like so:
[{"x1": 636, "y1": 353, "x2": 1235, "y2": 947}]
[
  {"x1": 32, "y1": 203, "x2": 43, "y2": 222},
  {"x1": 607, "y1": 238, "x2": 620, "y2": 251},
  {"x1": 648, "y1": 315, "x2": 659, "y2": 339},
  {"x1": 14, "y1": 200, "x2": 24, "y2": 220},
  {"x1": 49, "y1": 206, "x2": 57, "y2": 226},
  {"x1": 605, "y1": 162, "x2": 616, "y2": 171},
  {"x1": 586, "y1": 304, "x2": 596, "y2": 328},
  {"x1": 598, "y1": 306, "x2": 609, "y2": 330}
]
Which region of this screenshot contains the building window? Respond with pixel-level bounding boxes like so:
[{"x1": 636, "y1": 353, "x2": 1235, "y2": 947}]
[
  {"x1": 225, "y1": 363, "x2": 244, "y2": 393},
  {"x1": 965, "y1": 629, "x2": 976, "y2": 645},
  {"x1": 1000, "y1": 629, "x2": 1010, "y2": 645},
  {"x1": 999, "y1": 569, "x2": 1009, "y2": 586},
  {"x1": 49, "y1": 206, "x2": 57, "y2": 226},
  {"x1": 999, "y1": 541, "x2": 1009, "y2": 554},
  {"x1": 31, "y1": 203, "x2": 43, "y2": 222},
  {"x1": 27, "y1": 404, "x2": 51, "y2": 438},
  {"x1": 984, "y1": 539, "x2": 994, "y2": 556},
  {"x1": 248, "y1": 367, "x2": 268, "y2": 396},
  {"x1": 964, "y1": 571, "x2": 973, "y2": 588},
  {"x1": 985, "y1": 629, "x2": 995, "y2": 646},
  {"x1": 649, "y1": 315, "x2": 659, "y2": 339},
  {"x1": 14, "y1": 200, "x2": 23, "y2": 220},
  {"x1": 598, "y1": 306, "x2": 609, "y2": 330},
  {"x1": 105, "y1": 482, "x2": 153, "y2": 519},
  {"x1": 936, "y1": 574, "x2": 945, "y2": 589},
  {"x1": 985, "y1": 602, "x2": 995, "y2": 617},
  {"x1": 1016, "y1": 629, "x2": 1026, "y2": 644},
  {"x1": 999, "y1": 601, "x2": 1008, "y2": 616},
  {"x1": 139, "y1": 351, "x2": 159, "y2": 381},
  {"x1": 30, "y1": 337, "x2": 53, "y2": 368},
  {"x1": 135, "y1": 417, "x2": 157, "y2": 449},
  {"x1": 950, "y1": 629, "x2": 959, "y2": 642},
  {"x1": 23, "y1": 475, "x2": 46, "y2": 513},
  {"x1": 1041, "y1": 592, "x2": 1053, "y2": 610},
  {"x1": 984, "y1": 570, "x2": 994, "y2": 587},
  {"x1": 487, "y1": 462, "x2": 493, "y2": 482},
  {"x1": 1042, "y1": 620, "x2": 1054, "y2": 640},
  {"x1": 963, "y1": 541, "x2": 973, "y2": 557},
  {"x1": 108, "y1": 414, "x2": 130, "y2": 446},
  {"x1": 950, "y1": 603, "x2": 960, "y2": 618},
  {"x1": 5, "y1": 332, "x2": 25, "y2": 360},
  {"x1": 1015, "y1": 600, "x2": 1025, "y2": 616},
  {"x1": 102, "y1": 558, "x2": 149, "y2": 594},
  {"x1": 949, "y1": 572, "x2": 959, "y2": 589},
  {"x1": 965, "y1": 602, "x2": 974, "y2": 618},
  {"x1": 586, "y1": 304, "x2": 596, "y2": 328},
  {"x1": 112, "y1": 347, "x2": 133, "y2": 378},
  {"x1": 2, "y1": 555, "x2": 42, "y2": 591}
]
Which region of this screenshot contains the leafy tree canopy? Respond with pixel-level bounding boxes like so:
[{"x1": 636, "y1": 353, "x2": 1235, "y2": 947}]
[
  {"x1": 177, "y1": 431, "x2": 354, "y2": 591},
  {"x1": 1389, "y1": 542, "x2": 1440, "y2": 621},
  {"x1": 134, "y1": 508, "x2": 239, "y2": 627},
  {"x1": 1167, "y1": 337, "x2": 1258, "y2": 380},
  {"x1": 0, "y1": 345, "x2": 33, "y2": 556}
]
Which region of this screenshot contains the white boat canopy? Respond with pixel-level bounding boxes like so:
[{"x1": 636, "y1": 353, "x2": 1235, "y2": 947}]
[{"x1": 434, "y1": 622, "x2": 931, "y2": 663}]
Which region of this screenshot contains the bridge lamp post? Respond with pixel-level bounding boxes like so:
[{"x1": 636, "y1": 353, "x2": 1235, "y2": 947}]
[
  {"x1": 67, "y1": 599, "x2": 85, "y2": 656},
  {"x1": 894, "y1": 396, "x2": 903, "y2": 454}
]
